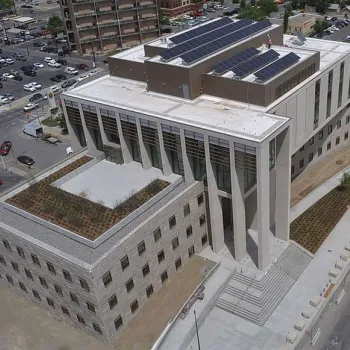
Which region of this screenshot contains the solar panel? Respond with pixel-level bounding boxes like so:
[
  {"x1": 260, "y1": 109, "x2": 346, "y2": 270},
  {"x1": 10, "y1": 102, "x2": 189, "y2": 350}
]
[
  {"x1": 170, "y1": 17, "x2": 232, "y2": 44},
  {"x1": 180, "y1": 20, "x2": 272, "y2": 64},
  {"x1": 232, "y1": 49, "x2": 279, "y2": 79},
  {"x1": 160, "y1": 19, "x2": 253, "y2": 61},
  {"x1": 254, "y1": 52, "x2": 300, "y2": 82},
  {"x1": 214, "y1": 47, "x2": 260, "y2": 75},
  {"x1": 295, "y1": 29, "x2": 306, "y2": 43}
]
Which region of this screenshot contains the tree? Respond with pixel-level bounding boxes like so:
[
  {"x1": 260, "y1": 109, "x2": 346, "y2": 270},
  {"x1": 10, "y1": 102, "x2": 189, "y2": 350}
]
[
  {"x1": 239, "y1": 5, "x2": 267, "y2": 19},
  {"x1": 0, "y1": 0, "x2": 13, "y2": 9},
  {"x1": 259, "y1": 0, "x2": 278, "y2": 15},
  {"x1": 240, "y1": 0, "x2": 246, "y2": 9},
  {"x1": 300, "y1": 0, "x2": 306, "y2": 8},
  {"x1": 158, "y1": 7, "x2": 170, "y2": 25},
  {"x1": 283, "y1": 11, "x2": 289, "y2": 32},
  {"x1": 313, "y1": 19, "x2": 328, "y2": 33},
  {"x1": 47, "y1": 15, "x2": 64, "y2": 36},
  {"x1": 291, "y1": 0, "x2": 298, "y2": 9},
  {"x1": 315, "y1": 0, "x2": 328, "y2": 13},
  {"x1": 285, "y1": 3, "x2": 293, "y2": 14},
  {"x1": 250, "y1": 0, "x2": 256, "y2": 6}
]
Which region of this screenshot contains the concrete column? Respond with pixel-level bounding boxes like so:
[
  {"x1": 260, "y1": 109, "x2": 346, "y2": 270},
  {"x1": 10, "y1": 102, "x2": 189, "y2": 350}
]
[
  {"x1": 180, "y1": 129, "x2": 194, "y2": 184},
  {"x1": 136, "y1": 118, "x2": 152, "y2": 170},
  {"x1": 230, "y1": 141, "x2": 247, "y2": 261},
  {"x1": 256, "y1": 142, "x2": 270, "y2": 271},
  {"x1": 157, "y1": 122, "x2": 172, "y2": 176},
  {"x1": 115, "y1": 113, "x2": 132, "y2": 164},
  {"x1": 61, "y1": 100, "x2": 81, "y2": 153},
  {"x1": 275, "y1": 128, "x2": 291, "y2": 241},
  {"x1": 96, "y1": 108, "x2": 108, "y2": 145},
  {"x1": 204, "y1": 135, "x2": 225, "y2": 253}
]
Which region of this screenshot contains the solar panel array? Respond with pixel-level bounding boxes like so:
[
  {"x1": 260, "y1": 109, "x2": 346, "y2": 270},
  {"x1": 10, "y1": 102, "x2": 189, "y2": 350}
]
[
  {"x1": 295, "y1": 29, "x2": 306, "y2": 43},
  {"x1": 254, "y1": 52, "x2": 300, "y2": 82},
  {"x1": 232, "y1": 49, "x2": 280, "y2": 79},
  {"x1": 214, "y1": 47, "x2": 260, "y2": 75},
  {"x1": 180, "y1": 20, "x2": 272, "y2": 64},
  {"x1": 160, "y1": 19, "x2": 253, "y2": 61},
  {"x1": 170, "y1": 17, "x2": 232, "y2": 44}
]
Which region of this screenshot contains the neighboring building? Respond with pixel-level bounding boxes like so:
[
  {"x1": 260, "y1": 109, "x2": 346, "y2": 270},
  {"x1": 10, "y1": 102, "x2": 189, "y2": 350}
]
[
  {"x1": 287, "y1": 13, "x2": 317, "y2": 35},
  {"x1": 160, "y1": 0, "x2": 201, "y2": 18},
  {"x1": 58, "y1": 0, "x2": 160, "y2": 55},
  {"x1": 328, "y1": 3, "x2": 340, "y2": 13},
  {"x1": 2, "y1": 16, "x2": 350, "y2": 346}
]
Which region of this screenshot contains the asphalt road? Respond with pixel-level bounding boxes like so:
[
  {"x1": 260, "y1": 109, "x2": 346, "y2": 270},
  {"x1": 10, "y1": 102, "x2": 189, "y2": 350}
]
[
  {"x1": 16, "y1": 0, "x2": 60, "y2": 21},
  {"x1": 0, "y1": 167, "x2": 23, "y2": 194},
  {"x1": 323, "y1": 18, "x2": 350, "y2": 42}
]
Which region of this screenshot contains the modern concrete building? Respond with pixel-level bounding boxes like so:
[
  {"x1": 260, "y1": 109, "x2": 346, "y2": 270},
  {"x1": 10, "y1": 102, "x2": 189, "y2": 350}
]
[
  {"x1": 58, "y1": 0, "x2": 160, "y2": 54},
  {"x1": 2, "y1": 16, "x2": 350, "y2": 346}
]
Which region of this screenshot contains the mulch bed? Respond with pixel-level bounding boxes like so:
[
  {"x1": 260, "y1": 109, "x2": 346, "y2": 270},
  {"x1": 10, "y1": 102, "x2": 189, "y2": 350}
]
[
  {"x1": 290, "y1": 186, "x2": 350, "y2": 254},
  {"x1": 6, "y1": 156, "x2": 169, "y2": 240}
]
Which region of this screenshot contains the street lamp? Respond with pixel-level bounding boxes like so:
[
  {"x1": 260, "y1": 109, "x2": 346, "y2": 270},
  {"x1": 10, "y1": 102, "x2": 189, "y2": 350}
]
[{"x1": 5, "y1": 122, "x2": 16, "y2": 162}]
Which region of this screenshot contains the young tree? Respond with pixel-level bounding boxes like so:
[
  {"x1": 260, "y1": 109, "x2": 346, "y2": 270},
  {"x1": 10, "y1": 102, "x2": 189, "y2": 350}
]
[
  {"x1": 291, "y1": 0, "x2": 298, "y2": 9},
  {"x1": 313, "y1": 19, "x2": 328, "y2": 33},
  {"x1": 239, "y1": 5, "x2": 267, "y2": 19},
  {"x1": 315, "y1": 0, "x2": 328, "y2": 13},
  {"x1": 283, "y1": 10, "x2": 289, "y2": 32},
  {"x1": 47, "y1": 15, "x2": 65, "y2": 36},
  {"x1": 259, "y1": 0, "x2": 278, "y2": 15},
  {"x1": 0, "y1": 0, "x2": 13, "y2": 9},
  {"x1": 250, "y1": 0, "x2": 256, "y2": 6},
  {"x1": 240, "y1": 0, "x2": 246, "y2": 9}
]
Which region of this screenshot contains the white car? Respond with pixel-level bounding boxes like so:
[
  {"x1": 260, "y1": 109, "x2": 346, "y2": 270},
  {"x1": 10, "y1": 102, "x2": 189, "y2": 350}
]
[
  {"x1": 33, "y1": 63, "x2": 44, "y2": 68},
  {"x1": 23, "y1": 84, "x2": 37, "y2": 92},
  {"x1": 2, "y1": 73, "x2": 14, "y2": 79},
  {"x1": 64, "y1": 67, "x2": 79, "y2": 75},
  {"x1": 48, "y1": 61, "x2": 61, "y2": 68},
  {"x1": 2, "y1": 17, "x2": 9, "y2": 21},
  {"x1": 29, "y1": 82, "x2": 42, "y2": 89},
  {"x1": 50, "y1": 85, "x2": 59, "y2": 93},
  {"x1": 23, "y1": 103, "x2": 39, "y2": 112},
  {"x1": 77, "y1": 74, "x2": 88, "y2": 82},
  {"x1": 5, "y1": 58, "x2": 14, "y2": 64},
  {"x1": 0, "y1": 97, "x2": 9, "y2": 105},
  {"x1": 44, "y1": 57, "x2": 55, "y2": 63}
]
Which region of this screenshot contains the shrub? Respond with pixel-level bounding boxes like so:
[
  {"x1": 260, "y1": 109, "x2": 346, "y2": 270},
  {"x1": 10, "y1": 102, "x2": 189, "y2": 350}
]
[
  {"x1": 43, "y1": 201, "x2": 55, "y2": 214},
  {"x1": 339, "y1": 172, "x2": 350, "y2": 192},
  {"x1": 67, "y1": 213, "x2": 84, "y2": 228},
  {"x1": 54, "y1": 207, "x2": 65, "y2": 219}
]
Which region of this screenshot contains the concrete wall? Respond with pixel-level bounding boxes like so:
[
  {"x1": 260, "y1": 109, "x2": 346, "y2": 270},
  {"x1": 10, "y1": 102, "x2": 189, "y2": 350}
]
[{"x1": 108, "y1": 58, "x2": 147, "y2": 82}]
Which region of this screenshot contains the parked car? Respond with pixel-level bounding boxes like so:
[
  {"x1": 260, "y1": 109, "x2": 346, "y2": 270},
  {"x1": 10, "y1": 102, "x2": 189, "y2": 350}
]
[
  {"x1": 50, "y1": 76, "x2": 60, "y2": 82},
  {"x1": 17, "y1": 155, "x2": 35, "y2": 166},
  {"x1": 56, "y1": 38, "x2": 67, "y2": 43},
  {"x1": 50, "y1": 85, "x2": 59, "y2": 93},
  {"x1": 62, "y1": 79, "x2": 76, "y2": 88},
  {"x1": 48, "y1": 61, "x2": 61, "y2": 68},
  {"x1": 57, "y1": 59, "x2": 67, "y2": 65},
  {"x1": 23, "y1": 70, "x2": 36, "y2": 77},
  {"x1": 44, "y1": 57, "x2": 55, "y2": 63},
  {"x1": 76, "y1": 63, "x2": 89, "y2": 71},
  {"x1": 0, "y1": 141, "x2": 12, "y2": 155},
  {"x1": 3, "y1": 94, "x2": 15, "y2": 101},
  {"x1": 33, "y1": 63, "x2": 44, "y2": 68},
  {"x1": 23, "y1": 103, "x2": 38, "y2": 111},
  {"x1": 29, "y1": 93, "x2": 46, "y2": 102},
  {"x1": 21, "y1": 4, "x2": 33, "y2": 8},
  {"x1": 29, "y1": 82, "x2": 42, "y2": 89},
  {"x1": 23, "y1": 84, "x2": 36, "y2": 92},
  {"x1": 2, "y1": 73, "x2": 14, "y2": 79},
  {"x1": 64, "y1": 67, "x2": 78, "y2": 75},
  {"x1": 0, "y1": 96, "x2": 9, "y2": 105},
  {"x1": 56, "y1": 74, "x2": 67, "y2": 81},
  {"x1": 5, "y1": 58, "x2": 14, "y2": 64}
]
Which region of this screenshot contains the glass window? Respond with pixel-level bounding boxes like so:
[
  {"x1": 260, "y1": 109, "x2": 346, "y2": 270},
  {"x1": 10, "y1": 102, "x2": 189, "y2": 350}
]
[
  {"x1": 197, "y1": 194, "x2": 204, "y2": 206},
  {"x1": 188, "y1": 245, "x2": 195, "y2": 258},
  {"x1": 146, "y1": 284, "x2": 154, "y2": 298},
  {"x1": 87, "y1": 301, "x2": 95, "y2": 314},
  {"x1": 47, "y1": 297, "x2": 55, "y2": 308},
  {"x1": 318, "y1": 147, "x2": 323, "y2": 156},
  {"x1": 0, "y1": 255, "x2": 5, "y2": 266},
  {"x1": 175, "y1": 257, "x2": 182, "y2": 270},
  {"x1": 269, "y1": 139, "x2": 275, "y2": 169},
  {"x1": 126, "y1": 278, "x2": 134, "y2": 293},
  {"x1": 61, "y1": 306, "x2": 70, "y2": 316},
  {"x1": 327, "y1": 142, "x2": 331, "y2": 150},
  {"x1": 109, "y1": 294, "x2": 118, "y2": 310},
  {"x1": 130, "y1": 299, "x2": 139, "y2": 314},
  {"x1": 183, "y1": 204, "x2": 190, "y2": 217},
  {"x1": 93, "y1": 323, "x2": 102, "y2": 335},
  {"x1": 161, "y1": 270, "x2": 168, "y2": 284},
  {"x1": 337, "y1": 120, "x2": 342, "y2": 129},
  {"x1": 137, "y1": 241, "x2": 146, "y2": 256},
  {"x1": 121, "y1": 255, "x2": 130, "y2": 270},
  {"x1": 80, "y1": 279, "x2": 90, "y2": 292},
  {"x1": 77, "y1": 314, "x2": 85, "y2": 325},
  {"x1": 17, "y1": 246, "x2": 25, "y2": 259},
  {"x1": 114, "y1": 316, "x2": 123, "y2": 331},
  {"x1": 336, "y1": 136, "x2": 340, "y2": 145},
  {"x1": 11, "y1": 261, "x2": 19, "y2": 272},
  {"x1": 318, "y1": 131, "x2": 323, "y2": 140},
  {"x1": 19, "y1": 282, "x2": 27, "y2": 293},
  {"x1": 172, "y1": 237, "x2": 179, "y2": 250},
  {"x1": 31, "y1": 254, "x2": 40, "y2": 266},
  {"x1": 328, "y1": 125, "x2": 332, "y2": 134},
  {"x1": 202, "y1": 234, "x2": 208, "y2": 246},
  {"x1": 309, "y1": 137, "x2": 314, "y2": 146},
  {"x1": 63, "y1": 270, "x2": 72, "y2": 283},
  {"x1": 299, "y1": 159, "x2": 304, "y2": 169},
  {"x1": 6, "y1": 274, "x2": 13, "y2": 285},
  {"x1": 199, "y1": 214, "x2": 206, "y2": 227},
  {"x1": 47, "y1": 262, "x2": 56, "y2": 275},
  {"x1": 186, "y1": 225, "x2": 193, "y2": 238},
  {"x1": 25, "y1": 269, "x2": 33, "y2": 280},
  {"x1": 308, "y1": 153, "x2": 313, "y2": 162},
  {"x1": 169, "y1": 216, "x2": 176, "y2": 229},
  {"x1": 33, "y1": 289, "x2": 41, "y2": 300},
  {"x1": 102, "y1": 271, "x2": 112, "y2": 287},
  {"x1": 54, "y1": 284, "x2": 63, "y2": 296},
  {"x1": 3, "y1": 240, "x2": 11, "y2": 251},
  {"x1": 142, "y1": 263, "x2": 150, "y2": 277},
  {"x1": 70, "y1": 293, "x2": 79, "y2": 305},
  {"x1": 157, "y1": 250, "x2": 165, "y2": 263},
  {"x1": 153, "y1": 228, "x2": 161, "y2": 242},
  {"x1": 345, "y1": 132, "x2": 349, "y2": 140}
]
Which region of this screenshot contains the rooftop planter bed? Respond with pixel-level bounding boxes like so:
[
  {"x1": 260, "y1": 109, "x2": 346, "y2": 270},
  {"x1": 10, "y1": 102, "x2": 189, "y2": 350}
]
[
  {"x1": 290, "y1": 173, "x2": 350, "y2": 254},
  {"x1": 7, "y1": 156, "x2": 169, "y2": 240}
]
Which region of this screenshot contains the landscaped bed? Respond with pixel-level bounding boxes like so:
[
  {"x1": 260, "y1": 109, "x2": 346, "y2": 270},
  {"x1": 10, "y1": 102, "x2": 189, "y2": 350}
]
[
  {"x1": 290, "y1": 174, "x2": 350, "y2": 254},
  {"x1": 6, "y1": 156, "x2": 169, "y2": 240}
]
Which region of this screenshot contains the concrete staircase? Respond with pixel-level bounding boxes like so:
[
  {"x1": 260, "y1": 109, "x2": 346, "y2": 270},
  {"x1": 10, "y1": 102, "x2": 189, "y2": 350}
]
[{"x1": 215, "y1": 243, "x2": 313, "y2": 326}]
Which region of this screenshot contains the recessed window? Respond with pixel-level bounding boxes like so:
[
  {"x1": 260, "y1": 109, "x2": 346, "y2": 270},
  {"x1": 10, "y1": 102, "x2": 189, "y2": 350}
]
[
  {"x1": 77, "y1": 314, "x2": 85, "y2": 325},
  {"x1": 70, "y1": 293, "x2": 79, "y2": 305},
  {"x1": 153, "y1": 228, "x2": 161, "y2": 242},
  {"x1": 172, "y1": 237, "x2": 179, "y2": 250},
  {"x1": 46, "y1": 262, "x2": 56, "y2": 275},
  {"x1": 142, "y1": 263, "x2": 150, "y2": 277},
  {"x1": 318, "y1": 147, "x2": 323, "y2": 156},
  {"x1": 157, "y1": 250, "x2": 165, "y2": 263},
  {"x1": 16, "y1": 246, "x2": 25, "y2": 259},
  {"x1": 318, "y1": 131, "x2": 323, "y2": 140},
  {"x1": 61, "y1": 306, "x2": 70, "y2": 316},
  {"x1": 146, "y1": 284, "x2": 154, "y2": 298},
  {"x1": 93, "y1": 323, "x2": 102, "y2": 335},
  {"x1": 47, "y1": 297, "x2": 55, "y2": 308},
  {"x1": 11, "y1": 261, "x2": 19, "y2": 272},
  {"x1": 347, "y1": 116, "x2": 350, "y2": 124},
  {"x1": 308, "y1": 153, "x2": 313, "y2": 162},
  {"x1": 108, "y1": 294, "x2": 118, "y2": 310},
  {"x1": 87, "y1": 301, "x2": 96, "y2": 314},
  {"x1": 63, "y1": 270, "x2": 72, "y2": 283},
  {"x1": 299, "y1": 159, "x2": 304, "y2": 169},
  {"x1": 328, "y1": 125, "x2": 333, "y2": 134},
  {"x1": 201, "y1": 234, "x2": 208, "y2": 246},
  {"x1": 299, "y1": 145, "x2": 304, "y2": 152},
  {"x1": 175, "y1": 257, "x2": 182, "y2": 270},
  {"x1": 186, "y1": 225, "x2": 193, "y2": 238},
  {"x1": 291, "y1": 165, "x2": 294, "y2": 175},
  {"x1": 327, "y1": 142, "x2": 331, "y2": 150},
  {"x1": 3, "y1": 240, "x2": 11, "y2": 252},
  {"x1": 39, "y1": 277, "x2": 48, "y2": 288},
  {"x1": 188, "y1": 245, "x2": 195, "y2": 258},
  {"x1": 169, "y1": 215, "x2": 176, "y2": 229},
  {"x1": 130, "y1": 299, "x2": 139, "y2": 314},
  {"x1": 309, "y1": 136, "x2": 314, "y2": 145},
  {"x1": 161, "y1": 270, "x2": 168, "y2": 284},
  {"x1": 199, "y1": 214, "x2": 206, "y2": 227},
  {"x1": 0, "y1": 254, "x2": 6, "y2": 265},
  {"x1": 31, "y1": 254, "x2": 40, "y2": 266},
  {"x1": 183, "y1": 203, "x2": 190, "y2": 217},
  {"x1": 80, "y1": 279, "x2": 90, "y2": 292},
  {"x1": 137, "y1": 241, "x2": 146, "y2": 256},
  {"x1": 24, "y1": 268, "x2": 33, "y2": 280},
  {"x1": 121, "y1": 255, "x2": 130, "y2": 271},
  {"x1": 54, "y1": 284, "x2": 63, "y2": 296},
  {"x1": 345, "y1": 132, "x2": 349, "y2": 140},
  {"x1": 114, "y1": 316, "x2": 123, "y2": 331},
  {"x1": 336, "y1": 136, "x2": 340, "y2": 145},
  {"x1": 102, "y1": 271, "x2": 112, "y2": 287},
  {"x1": 126, "y1": 278, "x2": 134, "y2": 293},
  {"x1": 19, "y1": 281, "x2": 27, "y2": 293},
  {"x1": 32, "y1": 289, "x2": 41, "y2": 300},
  {"x1": 197, "y1": 193, "x2": 204, "y2": 206},
  {"x1": 337, "y1": 120, "x2": 342, "y2": 129},
  {"x1": 6, "y1": 274, "x2": 13, "y2": 285}
]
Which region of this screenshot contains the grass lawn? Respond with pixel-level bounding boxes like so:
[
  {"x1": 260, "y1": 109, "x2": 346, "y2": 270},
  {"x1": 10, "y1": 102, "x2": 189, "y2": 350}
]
[{"x1": 41, "y1": 118, "x2": 60, "y2": 127}]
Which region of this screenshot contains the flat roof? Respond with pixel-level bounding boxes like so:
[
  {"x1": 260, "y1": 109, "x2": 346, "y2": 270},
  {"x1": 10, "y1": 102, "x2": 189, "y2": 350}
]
[
  {"x1": 64, "y1": 75, "x2": 289, "y2": 142},
  {"x1": 284, "y1": 35, "x2": 350, "y2": 69},
  {"x1": 11, "y1": 16, "x2": 35, "y2": 23}
]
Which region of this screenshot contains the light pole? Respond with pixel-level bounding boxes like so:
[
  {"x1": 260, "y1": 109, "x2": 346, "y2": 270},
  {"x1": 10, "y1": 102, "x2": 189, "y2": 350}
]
[
  {"x1": 5, "y1": 122, "x2": 16, "y2": 162},
  {"x1": 194, "y1": 310, "x2": 201, "y2": 350},
  {"x1": 90, "y1": 43, "x2": 96, "y2": 68}
]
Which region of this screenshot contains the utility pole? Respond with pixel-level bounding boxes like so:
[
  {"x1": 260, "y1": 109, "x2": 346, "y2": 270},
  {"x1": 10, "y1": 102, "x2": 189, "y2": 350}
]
[{"x1": 194, "y1": 310, "x2": 201, "y2": 350}]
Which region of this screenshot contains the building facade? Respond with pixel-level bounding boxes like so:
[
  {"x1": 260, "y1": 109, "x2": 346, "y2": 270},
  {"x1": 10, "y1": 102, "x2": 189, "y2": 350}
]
[{"x1": 59, "y1": 0, "x2": 160, "y2": 54}]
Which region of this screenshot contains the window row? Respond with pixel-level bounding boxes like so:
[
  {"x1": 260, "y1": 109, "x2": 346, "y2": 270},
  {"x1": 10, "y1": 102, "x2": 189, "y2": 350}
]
[
  {"x1": 5, "y1": 275, "x2": 103, "y2": 335},
  {"x1": 1, "y1": 242, "x2": 90, "y2": 292}
]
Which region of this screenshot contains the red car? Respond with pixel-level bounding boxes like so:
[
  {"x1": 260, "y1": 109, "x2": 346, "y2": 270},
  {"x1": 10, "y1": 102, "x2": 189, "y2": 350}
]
[
  {"x1": 0, "y1": 179, "x2": 2, "y2": 185},
  {"x1": 76, "y1": 63, "x2": 89, "y2": 71},
  {"x1": 0, "y1": 141, "x2": 12, "y2": 156}
]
